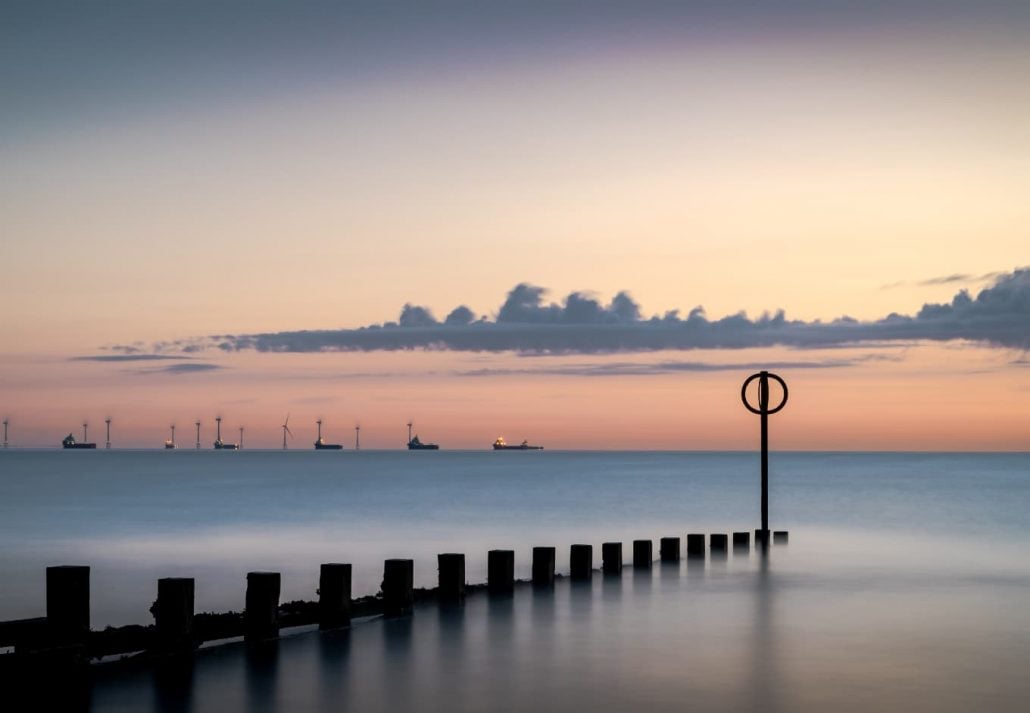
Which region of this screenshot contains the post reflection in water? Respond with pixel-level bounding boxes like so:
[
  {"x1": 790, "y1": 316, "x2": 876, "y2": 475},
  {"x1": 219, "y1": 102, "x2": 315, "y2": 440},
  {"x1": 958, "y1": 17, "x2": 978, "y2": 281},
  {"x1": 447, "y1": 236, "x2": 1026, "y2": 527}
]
[
  {"x1": 153, "y1": 658, "x2": 194, "y2": 713},
  {"x1": 316, "y1": 628, "x2": 352, "y2": 711},
  {"x1": 380, "y1": 616, "x2": 415, "y2": 713},
  {"x1": 749, "y1": 547, "x2": 782, "y2": 713},
  {"x1": 244, "y1": 642, "x2": 279, "y2": 713}
]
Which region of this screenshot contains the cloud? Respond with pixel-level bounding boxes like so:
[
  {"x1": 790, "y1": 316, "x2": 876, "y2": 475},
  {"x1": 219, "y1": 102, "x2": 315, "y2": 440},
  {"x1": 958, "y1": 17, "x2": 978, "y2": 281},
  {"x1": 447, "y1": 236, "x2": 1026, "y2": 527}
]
[
  {"x1": 117, "y1": 268, "x2": 1030, "y2": 356},
  {"x1": 456, "y1": 356, "x2": 895, "y2": 378},
  {"x1": 161, "y1": 363, "x2": 223, "y2": 374},
  {"x1": 882, "y1": 271, "x2": 1005, "y2": 289},
  {"x1": 73, "y1": 354, "x2": 189, "y2": 362},
  {"x1": 133, "y1": 362, "x2": 224, "y2": 375}
]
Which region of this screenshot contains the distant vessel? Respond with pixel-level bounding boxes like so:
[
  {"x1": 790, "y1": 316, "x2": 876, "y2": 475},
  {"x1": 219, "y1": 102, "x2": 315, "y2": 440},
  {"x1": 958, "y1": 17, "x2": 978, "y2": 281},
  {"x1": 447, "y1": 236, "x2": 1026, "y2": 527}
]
[
  {"x1": 493, "y1": 437, "x2": 543, "y2": 451},
  {"x1": 407, "y1": 422, "x2": 439, "y2": 450},
  {"x1": 213, "y1": 417, "x2": 238, "y2": 450},
  {"x1": 314, "y1": 419, "x2": 343, "y2": 450},
  {"x1": 63, "y1": 424, "x2": 96, "y2": 449}
]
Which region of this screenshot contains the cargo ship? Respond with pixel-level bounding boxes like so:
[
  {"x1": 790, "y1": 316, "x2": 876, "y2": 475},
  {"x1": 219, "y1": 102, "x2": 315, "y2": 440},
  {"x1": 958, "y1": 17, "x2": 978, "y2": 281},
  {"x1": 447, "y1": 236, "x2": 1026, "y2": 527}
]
[
  {"x1": 62, "y1": 434, "x2": 97, "y2": 449},
  {"x1": 493, "y1": 437, "x2": 543, "y2": 451},
  {"x1": 407, "y1": 422, "x2": 439, "y2": 450},
  {"x1": 213, "y1": 417, "x2": 238, "y2": 450},
  {"x1": 314, "y1": 419, "x2": 343, "y2": 450}
]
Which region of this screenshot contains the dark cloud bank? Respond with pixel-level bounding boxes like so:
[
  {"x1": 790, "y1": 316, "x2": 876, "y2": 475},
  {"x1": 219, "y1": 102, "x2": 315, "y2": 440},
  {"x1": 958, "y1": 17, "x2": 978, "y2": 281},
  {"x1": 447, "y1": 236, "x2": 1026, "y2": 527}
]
[{"x1": 122, "y1": 268, "x2": 1029, "y2": 356}]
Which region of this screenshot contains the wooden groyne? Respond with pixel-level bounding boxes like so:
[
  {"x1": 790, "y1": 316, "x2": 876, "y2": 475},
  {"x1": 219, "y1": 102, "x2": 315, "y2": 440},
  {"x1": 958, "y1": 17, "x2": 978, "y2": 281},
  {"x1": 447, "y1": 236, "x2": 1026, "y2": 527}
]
[{"x1": 0, "y1": 532, "x2": 789, "y2": 671}]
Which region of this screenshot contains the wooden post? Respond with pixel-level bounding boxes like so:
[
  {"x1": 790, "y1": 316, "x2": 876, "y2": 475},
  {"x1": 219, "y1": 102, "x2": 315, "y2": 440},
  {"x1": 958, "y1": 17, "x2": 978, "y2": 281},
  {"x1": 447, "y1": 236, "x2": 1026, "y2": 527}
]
[
  {"x1": 438, "y1": 553, "x2": 465, "y2": 603},
  {"x1": 755, "y1": 529, "x2": 771, "y2": 549},
  {"x1": 659, "y1": 537, "x2": 680, "y2": 562},
  {"x1": 245, "y1": 572, "x2": 280, "y2": 642},
  {"x1": 602, "y1": 542, "x2": 622, "y2": 575},
  {"x1": 773, "y1": 530, "x2": 789, "y2": 544},
  {"x1": 318, "y1": 563, "x2": 352, "y2": 630},
  {"x1": 46, "y1": 565, "x2": 90, "y2": 645},
  {"x1": 570, "y1": 544, "x2": 592, "y2": 580},
  {"x1": 488, "y1": 550, "x2": 515, "y2": 595},
  {"x1": 686, "y1": 533, "x2": 706, "y2": 558},
  {"x1": 383, "y1": 559, "x2": 414, "y2": 617},
  {"x1": 632, "y1": 539, "x2": 653, "y2": 569},
  {"x1": 733, "y1": 532, "x2": 750, "y2": 553},
  {"x1": 155, "y1": 577, "x2": 194, "y2": 651},
  {"x1": 532, "y1": 547, "x2": 555, "y2": 587},
  {"x1": 710, "y1": 534, "x2": 728, "y2": 557}
]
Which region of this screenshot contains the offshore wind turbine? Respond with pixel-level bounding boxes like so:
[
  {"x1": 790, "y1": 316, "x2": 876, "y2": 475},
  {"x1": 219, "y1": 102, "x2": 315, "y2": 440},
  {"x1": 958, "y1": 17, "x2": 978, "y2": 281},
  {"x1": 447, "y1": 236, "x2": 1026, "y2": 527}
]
[
  {"x1": 105, "y1": 418, "x2": 111, "y2": 449},
  {"x1": 2, "y1": 418, "x2": 8, "y2": 448},
  {"x1": 195, "y1": 420, "x2": 201, "y2": 450},
  {"x1": 281, "y1": 414, "x2": 292, "y2": 450},
  {"x1": 355, "y1": 423, "x2": 360, "y2": 451},
  {"x1": 239, "y1": 426, "x2": 244, "y2": 450},
  {"x1": 83, "y1": 422, "x2": 89, "y2": 443}
]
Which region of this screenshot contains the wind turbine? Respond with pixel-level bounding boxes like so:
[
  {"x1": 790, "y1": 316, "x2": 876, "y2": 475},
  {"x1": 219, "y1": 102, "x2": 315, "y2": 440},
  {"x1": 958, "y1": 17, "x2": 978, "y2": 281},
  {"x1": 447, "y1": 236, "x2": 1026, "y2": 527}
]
[
  {"x1": 2, "y1": 418, "x2": 8, "y2": 449},
  {"x1": 105, "y1": 418, "x2": 112, "y2": 449},
  {"x1": 355, "y1": 423, "x2": 361, "y2": 451},
  {"x1": 239, "y1": 426, "x2": 245, "y2": 450},
  {"x1": 195, "y1": 420, "x2": 201, "y2": 450},
  {"x1": 282, "y1": 414, "x2": 292, "y2": 450},
  {"x1": 83, "y1": 422, "x2": 89, "y2": 443}
]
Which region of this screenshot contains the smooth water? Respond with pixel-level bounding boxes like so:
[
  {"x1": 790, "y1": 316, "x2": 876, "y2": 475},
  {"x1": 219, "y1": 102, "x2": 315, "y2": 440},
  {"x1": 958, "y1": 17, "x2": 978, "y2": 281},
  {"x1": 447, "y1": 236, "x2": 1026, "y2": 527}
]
[{"x1": 2, "y1": 450, "x2": 1029, "y2": 711}]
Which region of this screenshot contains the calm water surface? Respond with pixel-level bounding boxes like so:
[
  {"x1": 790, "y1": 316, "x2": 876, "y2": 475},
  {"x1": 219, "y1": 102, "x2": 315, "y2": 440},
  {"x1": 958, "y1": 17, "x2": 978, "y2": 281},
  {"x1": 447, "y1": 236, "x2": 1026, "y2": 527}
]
[{"x1": 1, "y1": 450, "x2": 1028, "y2": 711}]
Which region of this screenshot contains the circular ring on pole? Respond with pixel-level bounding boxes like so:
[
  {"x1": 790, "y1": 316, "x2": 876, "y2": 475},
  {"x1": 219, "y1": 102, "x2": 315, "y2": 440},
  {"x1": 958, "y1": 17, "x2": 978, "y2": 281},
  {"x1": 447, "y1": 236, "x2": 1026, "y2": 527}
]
[{"x1": 741, "y1": 372, "x2": 789, "y2": 415}]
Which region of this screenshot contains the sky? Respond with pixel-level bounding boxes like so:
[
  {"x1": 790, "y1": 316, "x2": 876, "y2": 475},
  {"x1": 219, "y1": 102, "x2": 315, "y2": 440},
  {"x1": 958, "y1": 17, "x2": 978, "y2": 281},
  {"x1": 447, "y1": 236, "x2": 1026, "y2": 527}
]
[{"x1": 1, "y1": 1, "x2": 1028, "y2": 449}]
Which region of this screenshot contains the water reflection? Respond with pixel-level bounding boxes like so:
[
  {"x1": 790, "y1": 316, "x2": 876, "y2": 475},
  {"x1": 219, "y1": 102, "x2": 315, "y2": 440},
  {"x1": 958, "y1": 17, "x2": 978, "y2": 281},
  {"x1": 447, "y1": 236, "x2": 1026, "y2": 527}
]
[
  {"x1": 244, "y1": 642, "x2": 279, "y2": 713},
  {"x1": 316, "y1": 628, "x2": 351, "y2": 712},
  {"x1": 748, "y1": 548, "x2": 781, "y2": 713},
  {"x1": 153, "y1": 658, "x2": 194, "y2": 713},
  {"x1": 84, "y1": 532, "x2": 1030, "y2": 713},
  {"x1": 380, "y1": 616, "x2": 414, "y2": 712}
]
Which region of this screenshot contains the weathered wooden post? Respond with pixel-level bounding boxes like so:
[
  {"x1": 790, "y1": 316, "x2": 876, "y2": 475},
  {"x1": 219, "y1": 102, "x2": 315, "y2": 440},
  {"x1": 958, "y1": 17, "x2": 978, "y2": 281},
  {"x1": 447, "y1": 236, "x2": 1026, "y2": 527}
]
[
  {"x1": 733, "y1": 531, "x2": 751, "y2": 553},
  {"x1": 774, "y1": 531, "x2": 789, "y2": 544},
  {"x1": 754, "y1": 529, "x2": 771, "y2": 548},
  {"x1": 383, "y1": 559, "x2": 414, "y2": 617},
  {"x1": 660, "y1": 537, "x2": 680, "y2": 562},
  {"x1": 318, "y1": 563, "x2": 352, "y2": 630},
  {"x1": 570, "y1": 544, "x2": 592, "y2": 580},
  {"x1": 532, "y1": 547, "x2": 556, "y2": 587},
  {"x1": 154, "y1": 577, "x2": 194, "y2": 651},
  {"x1": 710, "y1": 534, "x2": 728, "y2": 557},
  {"x1": 488, "y1": 550, "x2": 515, "y2": 595},
  {"x1": 686, "y1": 534, "x2": 706, "y2": 558},
  {"x1": 632, "y1": 539, "x2": 653, "y2": 569},
  {"x1": 245, "y1": 572, "x2": 280, "y2": 642},
  {"x1": 438, "y1": 553, "x2": 465, "y2": 603},
  {"x1": 602, "y1": 542, "x2": 622, "y2": 575},
  {"x1": 46, "y1": 565, "x2": 90, "y2": 646}
]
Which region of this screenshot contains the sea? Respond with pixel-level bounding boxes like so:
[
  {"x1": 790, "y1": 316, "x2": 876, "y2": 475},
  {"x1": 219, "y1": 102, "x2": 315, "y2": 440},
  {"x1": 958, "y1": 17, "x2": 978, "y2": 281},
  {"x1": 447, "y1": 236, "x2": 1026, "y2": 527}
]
[{"x1": 1, "y1": 450, "x2": 1028, "y2": 712}]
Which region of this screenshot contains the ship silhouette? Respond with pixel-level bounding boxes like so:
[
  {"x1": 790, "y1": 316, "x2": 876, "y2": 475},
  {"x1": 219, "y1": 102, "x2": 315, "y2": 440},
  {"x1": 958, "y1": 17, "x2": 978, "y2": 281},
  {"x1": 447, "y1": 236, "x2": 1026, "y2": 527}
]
[
  {"x1": 406, "y1": 422, "x2": 439, "y2": 450},
  {"x1": 62, "y1": 434, "x2": 96, "y2": 449},
  {"x1": 314, "y1": 420, "x2": 343, "y2": 450},
  {"x1": 63, "y1": 424, "x2": 96, "y2": 449},
  {"x1": 493, "y1": 437, "x2": 543, "y2": 450}
]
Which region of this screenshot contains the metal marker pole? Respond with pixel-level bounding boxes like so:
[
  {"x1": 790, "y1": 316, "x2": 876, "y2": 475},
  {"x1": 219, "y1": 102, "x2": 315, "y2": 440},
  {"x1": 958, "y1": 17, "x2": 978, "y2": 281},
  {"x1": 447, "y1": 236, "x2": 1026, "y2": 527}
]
[
  {"x1": 741, "y1": 370, "x2": 787, "y2": 541},
  {"x1": 760, "y1": 371, "x2": 769, "y2": 534}
]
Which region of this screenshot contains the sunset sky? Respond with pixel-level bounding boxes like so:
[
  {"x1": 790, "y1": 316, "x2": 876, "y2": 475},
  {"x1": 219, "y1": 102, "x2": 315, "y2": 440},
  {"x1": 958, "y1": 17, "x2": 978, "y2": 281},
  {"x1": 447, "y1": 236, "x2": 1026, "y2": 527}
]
[{"x1": 1, "y1": 1, "x2": 1028, "y2": 449}]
